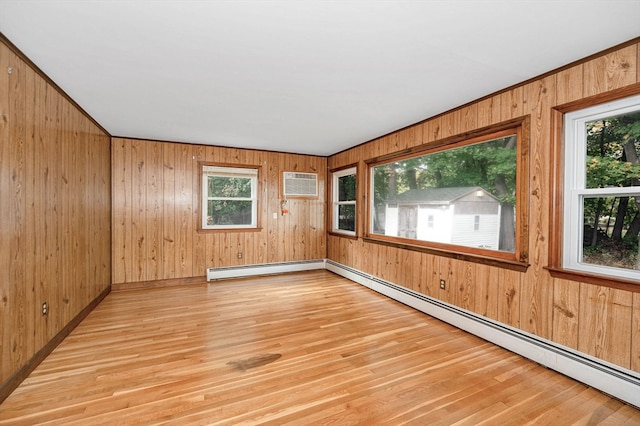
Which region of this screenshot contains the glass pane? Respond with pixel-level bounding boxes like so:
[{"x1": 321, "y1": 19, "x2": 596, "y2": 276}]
[
  {"x1": 581, "y1": 195, "x2": 639, "y2": 271},
  {"x1": 371, "y1": 135, "x2": 516, "y2": 252},
  {"x1": 338, "y1": 204, "x2": 356, "y2": 232},
  {"x1": 585, "y1": 111, "x2": 640, "y2": 189},
  {"x1": 338, "y1": 174, "x2": 356, "y2": 202},
  {"x1": 208, "y1": 176, "x2": 252, "y2": 198},
  {"x1": 207, "y1": 200, "x2": 253, "y2": 226}
]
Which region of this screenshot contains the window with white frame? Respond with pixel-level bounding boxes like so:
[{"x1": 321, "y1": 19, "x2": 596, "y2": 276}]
[
  {"x1": 201, "y1": 165, "x2": 258, "y2": 230},
  {"x1": 563, "y1": 94, "x2": 640, "y2": 281},
  {"x1": 331, "y1": 166, "x2": 357, "y2": 235}
]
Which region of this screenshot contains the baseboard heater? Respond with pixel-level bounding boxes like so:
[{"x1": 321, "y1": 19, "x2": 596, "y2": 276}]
[
  {"x1": 325, "y1": 259, "x2": 640, "y2": 408},
  {"x1": 207, "y1": 259, "x2": 326, "y2": 281}
]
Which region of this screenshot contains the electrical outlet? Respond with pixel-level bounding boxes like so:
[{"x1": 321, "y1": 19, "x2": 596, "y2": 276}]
[
  {"x1": 439, "y1": 279, "x2": 446, "y2": 290},
  {"x1": 41, "y1": 302, "x2": 48, "y2": 316},
  {"x1": 237, "y1": 252, "x2": 243, "y2": 259}
]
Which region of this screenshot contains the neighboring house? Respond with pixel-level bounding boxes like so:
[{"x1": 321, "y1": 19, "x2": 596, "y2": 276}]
[{"x1": 384, "y1": 187, "x2": 502, "y2": 249}]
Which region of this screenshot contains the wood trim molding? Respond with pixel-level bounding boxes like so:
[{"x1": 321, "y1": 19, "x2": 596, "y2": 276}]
[
  {"x1": 365, "y1": 117, "x2": 528, "y2": 166},
  {"x1": 548, "y1": 84, "x2": 640, "y2": 291},
  {"x1": 197, "y1": 161, "x2": 263, "y2": 232},
  {"x1": 363, "y1": 117, "x2": 530, "y2": 269},
  {"x1": 0, "y1": 286, "x2": 111, "y2": 404},
  {"x1": 331, "y1": 37, "x2": 640, "y2": 158},
  {"x1": 553, "y1": 82, "x2": 640, "y2": 114},
  {"x1": 0, "y1": 32, "x2": 111, "y2": 137},
  {"x1": 327, "y1": 260, "x2": 640, "y2": 407},
  {"x1": 546, "y1": 267, "x2": 640, "y2": 293}
]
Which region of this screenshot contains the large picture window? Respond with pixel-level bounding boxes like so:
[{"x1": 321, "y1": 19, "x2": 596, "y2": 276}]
[
  {"x1": 367, "y1": 120, "x2": 529, "y2": 269},
  {"x1": 561, "y1": 94, "x2": 640, "y2": 282},
  {"x1": 201, "y1": 164, "x2": 259, "y2": 230},
  {"x1": 331, "y1": 166, "x2": 357, "y2": 235}
]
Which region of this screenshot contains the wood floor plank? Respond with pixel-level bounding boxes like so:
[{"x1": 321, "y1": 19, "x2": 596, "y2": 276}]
[{"x1": 0, "y1": 270, "x2": 638, "y2": 425}]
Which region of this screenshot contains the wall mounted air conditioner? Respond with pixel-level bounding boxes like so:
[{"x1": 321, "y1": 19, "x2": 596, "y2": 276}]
[{"x1": 282, "y1": 172, "x2": 318, "y2": 197}]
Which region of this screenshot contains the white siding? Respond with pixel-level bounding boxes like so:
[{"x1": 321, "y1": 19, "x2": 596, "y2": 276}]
[
  {"x1": 384, "y1": 205, "x2": 399, "y2": 236},
  {"x1": 416, "y1": 206, "x2": 453, "y2": 243},
  {"x1": 451, "y1": 214, "x2": 500, "y2": 249}
]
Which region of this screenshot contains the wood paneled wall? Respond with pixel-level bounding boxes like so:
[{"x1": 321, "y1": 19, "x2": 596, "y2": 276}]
[
  {"x1": 0, "y1": 39, "x2": 112, "y2": 387},
  {"x1": 328, "y1": 40, "x2": 640, "y2": 373},
  {"x1": 111, "y1": 138, "x2": 326, "y2": 285}
]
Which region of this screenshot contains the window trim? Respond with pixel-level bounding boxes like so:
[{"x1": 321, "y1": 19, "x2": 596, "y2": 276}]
[
  {"x1": 199, "y1": 162, "x2": 262, "y2": 232},
  {"x1": 549, "y1": 84, "x2": 640, "y2": 291},
  {"x1": 364, "y1": 117, "x2": 530, "y2": 271},
  {"x1": 329, "y1": 164, "x2": 358, "y2": 238}
]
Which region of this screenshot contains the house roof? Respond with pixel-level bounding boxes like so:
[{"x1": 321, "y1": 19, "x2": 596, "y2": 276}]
[{"x1": 387, "y1": 187, "x2": 498, "y2": 204}]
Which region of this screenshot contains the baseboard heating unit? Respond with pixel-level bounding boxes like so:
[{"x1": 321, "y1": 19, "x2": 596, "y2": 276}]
[
  {"x1": 207, "y1": 259, "x2": 326, "y2": 281},
  {"x1": 325, "y1": 259, "x2": 640, "y2": 408}
]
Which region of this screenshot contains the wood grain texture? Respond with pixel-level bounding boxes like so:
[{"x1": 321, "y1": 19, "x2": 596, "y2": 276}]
[
  {"x1": 583, "y1": 44, "x2": 637, "y2": 97},
  {"x1": 0, "y1": 39, "x2": 12, "y2": 382},
  {"x1": 633, "y1": 292, "x2": 640, "y2": 372},
  {"x1": 552, "y1": 279, "x2": 580, "y2": 350},
  {"x1": 578, "y1": 284, "x2": 633, "y2": 368},
  {"x1": 0, "y1": 39, "x2": 111, "y2": 388},
  {"x1": 1, "y1": 271, "x2": 637, "y2": 424},
  {"x1": 556, "y1": 63, "x2": 584, "y2": 105},
  {"x1": 111, "y1": 138, "x2": 327, "y2": 285},
  {"x1": 520, "y1": 76, "x2": 554, "y2": 339},
  {"x1": 327, "y1": 41, "x2": 640, "y2": 373}
]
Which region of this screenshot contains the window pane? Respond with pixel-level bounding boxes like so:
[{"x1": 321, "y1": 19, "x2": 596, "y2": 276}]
[
  {"x1": 338, "y1": 204, "x2": 356, "y2": 232},
  {"x1": 371, "y1": 135, "x2": 516, "y2": 252},
  {"x1": 581, "y1": 195, "x2": 640, "y2": 271},
  {"x1": 207, "y1": 200, "x2": 253, "y2": 226},
  {"x1": 208, "y1": 176, "x2": 252, "y2": 198},
  {"x1": 585, "y1": 111, "x2": 640, "y2": 189},
  {"x1": 338, "y1": 174, "x2": 356, "y2": 201}
]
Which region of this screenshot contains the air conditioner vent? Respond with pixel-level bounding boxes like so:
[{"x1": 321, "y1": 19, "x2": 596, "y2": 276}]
[{"x1": 282, "y1": 172, "x2": 318, "y2": 197}]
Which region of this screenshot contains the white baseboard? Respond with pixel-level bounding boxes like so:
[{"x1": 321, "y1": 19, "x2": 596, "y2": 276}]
[
  {"x1": 206, "y1": 258, "x2": 639, "y2": 407},
  {"x1": 325, "y1": 259, "x2": 640, "y2": 408},
  {"x1": 206, "y1": 259, "x2": 326, "y2": 281}
]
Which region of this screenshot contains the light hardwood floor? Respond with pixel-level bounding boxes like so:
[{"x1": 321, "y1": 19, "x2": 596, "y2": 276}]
[{"x1": 1, "y1": 271, "x2": 639, "y2": 425}]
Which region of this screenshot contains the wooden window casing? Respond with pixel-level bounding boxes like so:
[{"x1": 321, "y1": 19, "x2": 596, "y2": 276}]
[
  {"x1": 548, "y1": 84, "x2": 640, "y2": 292},
  {"x1": 199, "y1": 162, "x2": 263, "y2": 232},
  {"x1": 365, "y1": 118, "x2": 530, "y2": 272}
]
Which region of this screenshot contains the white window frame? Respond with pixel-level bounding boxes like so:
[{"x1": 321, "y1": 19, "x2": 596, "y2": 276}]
[
  {"x1": 332, "y1": 166, "x2": 357, "y2": 236},
  {"x1": 201, "y1": 165, "x2": 258, "y2": 230},
  {"x1": 563, "y1": 94, "x2": 640, "y2": 281}
]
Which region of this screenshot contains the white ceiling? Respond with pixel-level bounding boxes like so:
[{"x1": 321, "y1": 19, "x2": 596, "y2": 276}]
[{"x1": 1, "y1": 1, "x2": 639, "y2": 156}]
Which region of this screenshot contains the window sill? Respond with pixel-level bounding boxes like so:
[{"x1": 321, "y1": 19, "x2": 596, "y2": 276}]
[
  {"x1": 198, "y1": 227, "x2": 263, "y2": 233},
  {"x1": 328, "y1": 231, "x2": 358, "y2": 240},
  {"x1": 546, "y1": 266, "x2": 640, "y2": 293},
  {"x1": 363, "y1": 236, "x2": 529, "y2": 272}
]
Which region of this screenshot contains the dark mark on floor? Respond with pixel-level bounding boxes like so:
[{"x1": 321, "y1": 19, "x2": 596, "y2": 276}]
[{"x1": 227, "y1": 353, "x2": 282, "y2": 371}]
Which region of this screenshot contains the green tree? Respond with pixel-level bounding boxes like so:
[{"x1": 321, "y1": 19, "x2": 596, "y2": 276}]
[
  {"x1": 337, "y1": 174, "x2": 357, "y2": 231},
  {"x1": 372, "y1": 135, "x2": 517, "y2": 250},
  {"x1": 584, "y1": 111, "x2": 640, "y2": 270},
  {"x1": 207, "y1": 176, "x2": 253, "y2": 225},
  {"x1": 420, "y1": 136, "x2": 517, "y2": 251}
]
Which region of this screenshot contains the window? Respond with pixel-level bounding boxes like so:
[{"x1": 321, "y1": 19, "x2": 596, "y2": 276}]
[
  {"x1": 561, "y1": 94, "x2": 640, "y2": 282},
  {"x1": 331, "y1": 166, "x2": 357, "y2": 235},
  {"x1": 201, "y1": 164, "x2": 259, "y2": 230},
  {"x1": 367, "y1": 120, "x2": 529, "y2": 269}
]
